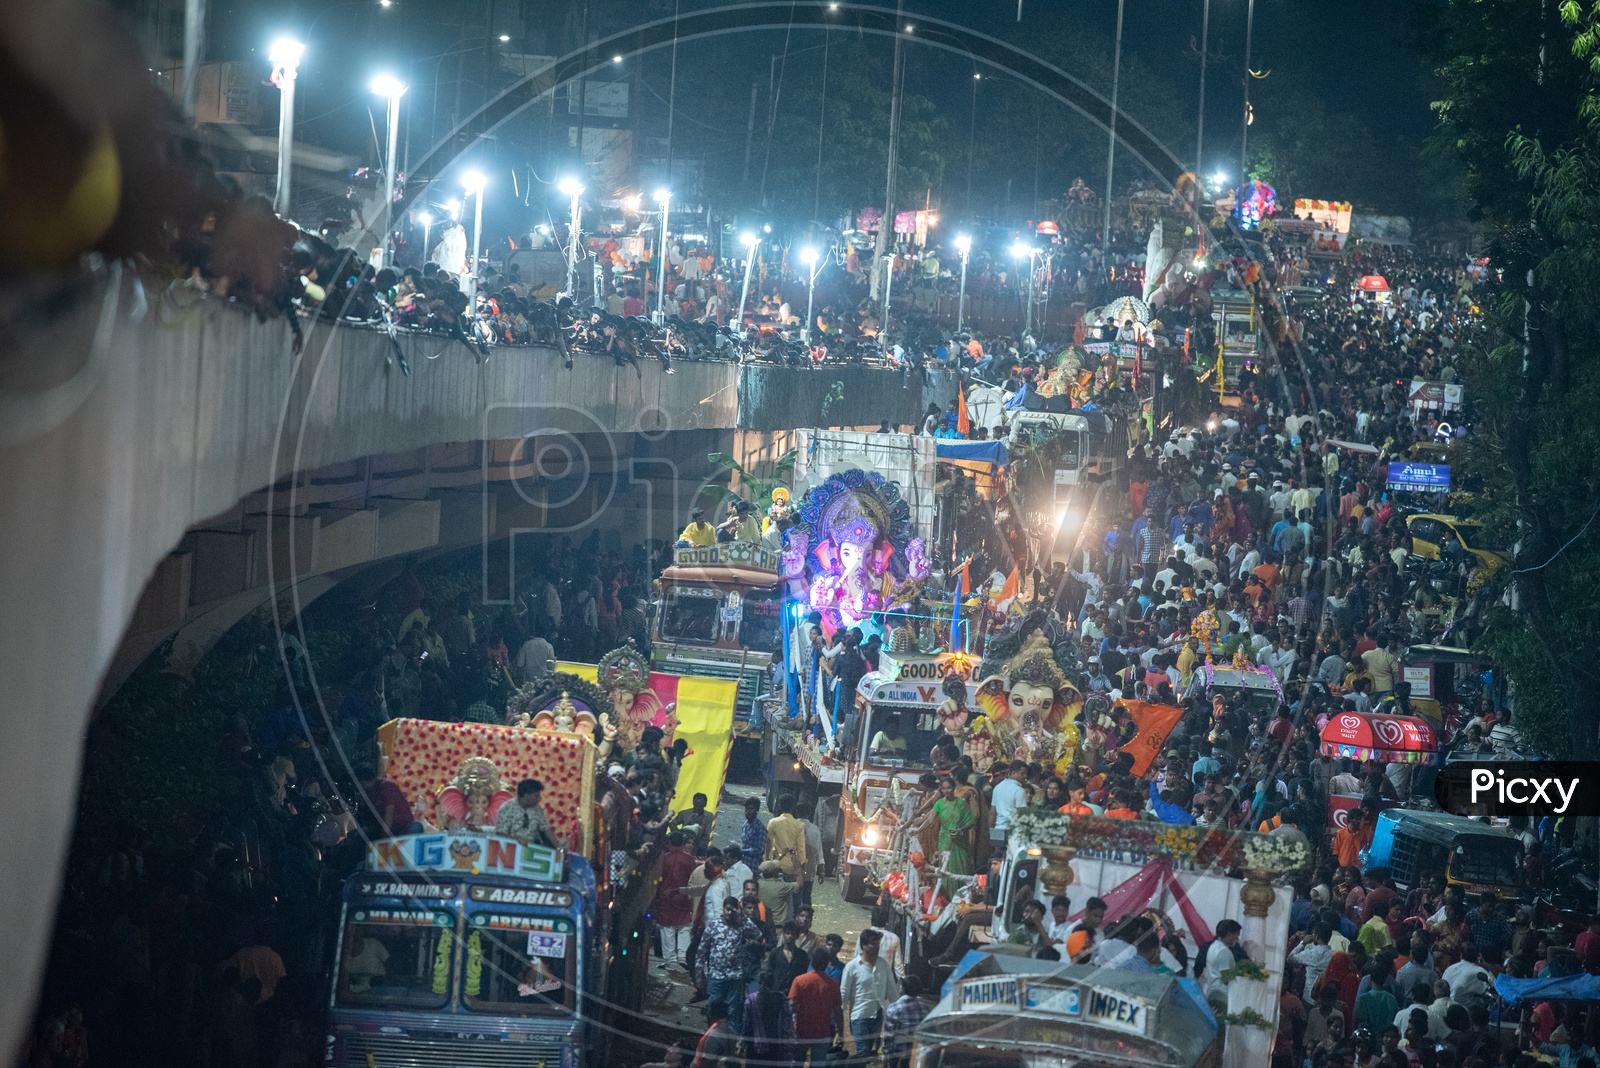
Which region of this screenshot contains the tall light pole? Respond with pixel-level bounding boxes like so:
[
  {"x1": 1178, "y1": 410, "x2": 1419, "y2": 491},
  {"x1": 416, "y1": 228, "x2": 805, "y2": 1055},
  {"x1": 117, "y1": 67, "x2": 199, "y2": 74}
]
[
  {"x1": 370, "y1": 74, "x2": 407, "y2": 265},
  {"x1": 954, "y1": 233, "x2": 971, "y2": 333},
  {"x1": 801, "y1": 246, "x2": 820, "y2": 342},
  {"x1": 735, "y1": 231, "x2": 759, "y2": 332},
  {"x1": 1101, "y1": 0, "x2": 1125, "y2": 253},
  {"x1": 461, "y1": 170, "x2": 486, "y2": 308},
  {"x1": 558, "y1": 177, "x2": 584, "y2": 299},
  {"x1": 1011, "y1": 241, "x2": 1037, "y2": 338},
  {"x1": 1240, "y1": 0, "x2": 1255, "y2": 190},
  {"x1": 966, "y1": 72, "x2": 980, "y2": 218},
  {"x1": 1195, "y1": 0, "x2": 1211, "y2": 210},
  {"x1": 268, "y1": 37, "x2": 305, "y2": 219},
  {"x1": 653, "y1": 188, "x2": 672, "y2": 323},
  {"x1": 418, "y1": 211, "x2": 433, "y2": 263}
]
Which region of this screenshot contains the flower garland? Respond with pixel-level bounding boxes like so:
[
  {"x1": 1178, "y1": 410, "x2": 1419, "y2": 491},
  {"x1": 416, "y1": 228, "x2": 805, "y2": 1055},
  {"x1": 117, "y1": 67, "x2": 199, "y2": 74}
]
[
  {"x1": 1225, "y1": 1008, "x2": 1274, "y2": 1030},
  {"x1": 1007, "y1": 808, "x2": 1310, "y2": 873},
  {"x1": 1220, "y1": 958, "x2": 1270, "y2": 984}
]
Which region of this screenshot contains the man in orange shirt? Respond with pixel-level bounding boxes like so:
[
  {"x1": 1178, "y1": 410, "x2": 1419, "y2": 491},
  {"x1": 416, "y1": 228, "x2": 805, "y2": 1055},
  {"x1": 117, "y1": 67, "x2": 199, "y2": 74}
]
[
  {"x1": 966, "y1": 337, "x2": 984, "y2": 361},
  {"x1": 1102, "y1": 787, "x2": 1142, "y2": 820},
  {"x1": 1333, "y1": 809, "x2": 1371, "y2": 869},
  {"x1": 1252, "y1": 555, "x2": 1281, "y2": 591}
]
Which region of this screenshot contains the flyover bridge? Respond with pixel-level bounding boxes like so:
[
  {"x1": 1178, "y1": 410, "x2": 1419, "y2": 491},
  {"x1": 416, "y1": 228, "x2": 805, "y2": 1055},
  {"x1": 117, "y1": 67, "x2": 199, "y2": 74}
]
[{"x1": 0, "y1": 275, "x2": 955, "y2": 1038}]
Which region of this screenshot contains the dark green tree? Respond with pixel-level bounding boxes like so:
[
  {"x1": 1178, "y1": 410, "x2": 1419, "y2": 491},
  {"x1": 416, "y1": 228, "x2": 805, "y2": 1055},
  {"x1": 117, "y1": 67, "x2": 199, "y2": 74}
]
[{"x1": 1416, "y1": 0, "x2": 1600, "y2": 755}]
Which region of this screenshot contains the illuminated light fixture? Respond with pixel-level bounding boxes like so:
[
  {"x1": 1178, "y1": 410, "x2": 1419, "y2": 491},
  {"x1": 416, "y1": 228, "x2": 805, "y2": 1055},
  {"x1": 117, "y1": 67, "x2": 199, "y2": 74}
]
[
  {"x1": 622, "y1": 193, "x2": 642, "y2": 212},
  {"x1": 800, "y1": 246, "x2": 819, "y2": 265},
  {"x1": 1026, "y1": 847, "x2": 1043, "y2": 857},
  {"x1": 861, "y1": 826, "x2": 880, "y2": 846},
  {"x1": 653, "y1": 187, "x2": 672, "y2": 205},
  {"x1": 1010, "y1": 240, "x2": 1034, "y2": 259},
  {"x1": 557, "y1": 176, "x2": 585, "y2": 197},
  {"x1": 369, "y1": 73, "x2": 406, "y2": 98},
  {"x1": 613, "y1": 54, "x2": 623, "y2": 63},
  {"x1": 498, "y1": 34, "x2": 510, "y2": 42},
  {"x1": 461, "y1": 170, "x2": 486, "y2": 194},
  {"x1": 740, "y1": 231, "x2": 759, "y2": 249},
  {"x1": 954, "y1": 233, "x2": 971, "y2": 254},
  {"x1": 974, "y1": 72, "x2": 981, "y2": 79},
  {"x1": 268, "y1": 37, "x2": 305, "y2": 67}
]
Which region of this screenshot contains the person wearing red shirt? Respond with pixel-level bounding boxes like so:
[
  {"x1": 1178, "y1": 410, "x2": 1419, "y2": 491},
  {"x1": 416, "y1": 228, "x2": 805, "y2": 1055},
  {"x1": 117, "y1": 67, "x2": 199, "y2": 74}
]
[
  {"x1": 1266, "y1": 706, "x2": 1295, "y2": 751},
  {"x1": 789, "y1": 948, "x2": 842, "y2": 1066},
  {"x1": 1333, "y1": 810, "x2": 1372, "y2": 870},
  {"x1": 1575, "y1": 916, "x2": 1600, "y2": 973},
  {"x1": 654, "y1": 832, "x2": 699, "y2": 968}
]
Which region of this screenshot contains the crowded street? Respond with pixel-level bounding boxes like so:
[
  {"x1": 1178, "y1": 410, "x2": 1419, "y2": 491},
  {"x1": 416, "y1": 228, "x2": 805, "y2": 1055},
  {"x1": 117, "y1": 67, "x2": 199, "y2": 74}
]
[{"x1": 5, "y1": 1, "x2": 1600, "y2": 1068}]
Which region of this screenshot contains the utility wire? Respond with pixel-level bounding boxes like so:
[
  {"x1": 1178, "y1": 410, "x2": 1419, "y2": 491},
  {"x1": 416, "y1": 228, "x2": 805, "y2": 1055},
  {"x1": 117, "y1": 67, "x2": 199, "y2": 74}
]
[{"x1": 1512, "y1": 499, "x2": 1600, "y2": 573}]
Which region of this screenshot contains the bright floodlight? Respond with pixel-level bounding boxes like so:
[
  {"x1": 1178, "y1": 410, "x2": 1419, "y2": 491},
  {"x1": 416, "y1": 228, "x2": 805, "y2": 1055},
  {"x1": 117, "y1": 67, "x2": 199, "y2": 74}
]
[
  {"x1": 740, "y1": 232, "x2": 759, "y2": 249},
  {"x1": 417, "y1": 210, "x2": 432, "y2": 224},
  {"x1": 613, "y1": 54, "x2": 623, "y2": 63},
  {"x1": 973, "y1": 72, "x2": 981, "y2": 80},
  {"x1": 1058, "y1": 508, "x2": 1075, "y2": 527},
  {"x1": 370, "y1": 73, "x2": 407, "y2": 98},
  {"x1": 654, "y1": 187, "x2": 673, "y2": 204},
  {"x1": 801, "y1": 247, "x2": 819, "y2": 265},
  {"x1": 954, "y1": 233, "x2": 971, "y2": 254},
  {"x1": 498, "y1": 34, "x2": 510, "y2": 42},
  {"x1": 461, "y1": 170, "x2": 486, "y2": 194},
  {"x1": 1010, "y1": 241, "x2": 1033, "y2": 259},
  {"x1": 557, "y1": 177, "x2": 584, "y2": 197},
  {"x1": 269, "y1": 37, "x2": 305, "y2": 67},
  {"x1": 1212, "y1": 170, "x2": 1229, "y2": 185},
  {"x1": 622, "y1": 194, "x2": 642, "y2": 211}
]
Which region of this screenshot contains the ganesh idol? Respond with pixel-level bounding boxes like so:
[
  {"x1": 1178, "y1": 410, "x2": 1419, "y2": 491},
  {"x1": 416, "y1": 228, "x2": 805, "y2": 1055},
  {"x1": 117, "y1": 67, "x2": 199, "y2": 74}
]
[
  {"x1": 781, "y1": 470, "x2": 929, "y2": 638},
  {"x1": 970, "y1": 614, "x2": 1084, "y2": 772}
]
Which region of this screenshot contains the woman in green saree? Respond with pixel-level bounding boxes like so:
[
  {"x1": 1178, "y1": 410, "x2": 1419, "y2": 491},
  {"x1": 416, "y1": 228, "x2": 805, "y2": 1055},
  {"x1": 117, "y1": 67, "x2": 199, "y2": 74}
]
[{"x1": 932, "y1": 776, "x2": 975, "y2": 892}]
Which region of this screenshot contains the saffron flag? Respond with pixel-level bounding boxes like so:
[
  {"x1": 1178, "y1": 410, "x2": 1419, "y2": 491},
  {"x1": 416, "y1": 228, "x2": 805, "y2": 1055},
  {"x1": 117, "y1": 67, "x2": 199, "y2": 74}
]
[
  {"x1": 1073, "y1": 314, "x2": 1087, "y2": 347},
  {"x1": 1115, "y1": 698, "x2": 1186, "y2": 776},
  {"x1": 989, "y1": 567, "x2": 1020, "y2": 616},
  {"x1": 956, "y1": 385, "x2": 971, "y2": 436}
]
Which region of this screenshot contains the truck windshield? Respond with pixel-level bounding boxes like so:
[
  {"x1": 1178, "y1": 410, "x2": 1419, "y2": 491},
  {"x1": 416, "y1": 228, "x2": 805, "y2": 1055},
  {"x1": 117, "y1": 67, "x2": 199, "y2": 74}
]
[
  {"x1": 461, "y1": 917, "x2": 577, "y2": 1014},
  {"x1": 1451, "y1": 837, "x2": 1522, "y2": 888},
  {"x1": 334, "y1": 909, "x2": 455, "y2": 1010},
  {"x1": 862, "y1": 703, "x2": 943, "y2": 768},
  {"x1": 739, "y1": 591, "x2": 784, "y2": 654},
  {"x1": 661, "y1": 589, "x2": 720, "y2": 643}
]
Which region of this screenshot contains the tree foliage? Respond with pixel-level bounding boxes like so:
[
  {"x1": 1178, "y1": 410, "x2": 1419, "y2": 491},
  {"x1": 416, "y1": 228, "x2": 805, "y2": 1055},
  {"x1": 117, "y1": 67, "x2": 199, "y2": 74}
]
[{"x1": 1418, "y1": 0, "x2": 1600, "y2": 755}]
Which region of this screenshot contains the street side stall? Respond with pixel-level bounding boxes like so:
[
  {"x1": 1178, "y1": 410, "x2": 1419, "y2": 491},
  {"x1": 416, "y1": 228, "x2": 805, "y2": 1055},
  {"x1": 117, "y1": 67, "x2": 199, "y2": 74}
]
[
  {"x1": 913, "y1": 957, "x2": 1219, "y2": 1068},
  {"x1": 1320, "y1": 709, "x2": 1440, "y2": 810},
  {"x1": 995, "y1": 811, "x2": 1311, "y2": 1068}
]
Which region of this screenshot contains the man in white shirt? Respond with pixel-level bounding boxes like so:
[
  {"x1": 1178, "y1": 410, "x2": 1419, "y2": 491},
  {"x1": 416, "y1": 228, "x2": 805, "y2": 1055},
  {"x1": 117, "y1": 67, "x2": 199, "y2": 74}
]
[
  {"x1": 840, "y1": 930, "x2": 897, "y2": 1058},
  {"x1": 1442, "y1": 955, "x2": 1492, "y2": 1007},
  {"x1": 1237, "y1": 546, "x2": 1262, "y2": 581},
  {"x1": 989, "y1": 761, "x2": 1028, "y2": 848},
  {"x1": 513, "y1": 632, "x2": 555, "y2": 684},
  {"x1": 1288, "y1": 922, "x2": 1335, "y2": 999}
]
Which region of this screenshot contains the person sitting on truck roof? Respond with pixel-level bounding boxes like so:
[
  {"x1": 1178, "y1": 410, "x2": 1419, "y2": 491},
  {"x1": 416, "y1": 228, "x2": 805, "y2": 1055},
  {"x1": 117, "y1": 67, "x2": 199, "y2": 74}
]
[
  {"x1": 678, "y1": 508, "x2": 716, "y2": 548},
  {"x1": 494, "y1": 779, "x2": 555, "y2": 848},
  {"x1": 868, "y1": 716, "x2": 908, "y2": 761}
]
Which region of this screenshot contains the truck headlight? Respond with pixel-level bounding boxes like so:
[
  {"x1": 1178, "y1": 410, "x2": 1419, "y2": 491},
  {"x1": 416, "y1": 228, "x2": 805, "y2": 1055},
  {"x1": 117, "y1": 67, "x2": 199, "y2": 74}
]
[{"x1": 861, "y1": 826, "x2": 879, "y2": 846}]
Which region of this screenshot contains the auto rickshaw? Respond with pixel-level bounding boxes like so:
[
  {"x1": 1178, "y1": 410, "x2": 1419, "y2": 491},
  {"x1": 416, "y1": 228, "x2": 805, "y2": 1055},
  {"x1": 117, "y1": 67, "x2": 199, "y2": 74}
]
[{"x1": 1399, "y1": 644, "x2": 1498, "y2": 728}]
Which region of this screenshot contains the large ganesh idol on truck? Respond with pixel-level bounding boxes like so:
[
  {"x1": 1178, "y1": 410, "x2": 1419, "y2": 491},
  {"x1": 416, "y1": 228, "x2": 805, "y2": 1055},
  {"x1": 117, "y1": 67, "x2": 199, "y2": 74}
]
[
  {"x1": 781, "y1": 469, "x2": 930, "y2": 638},
  {"x1": 961, "y1": 611, "x2": 1085, "y2": 773}
]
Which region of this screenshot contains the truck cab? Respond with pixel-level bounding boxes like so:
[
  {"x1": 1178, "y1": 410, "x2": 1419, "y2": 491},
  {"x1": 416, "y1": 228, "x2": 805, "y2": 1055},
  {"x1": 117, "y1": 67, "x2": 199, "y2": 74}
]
[
  {"x1": 326, "y1": 834, "x2": 593, "y2": 1068},
  {"x1": 835, "y1": 651, "x2": 977, "y2": 903},
  {"x1": 654, "y1": 541, "x2": 785, "y2": 747}
]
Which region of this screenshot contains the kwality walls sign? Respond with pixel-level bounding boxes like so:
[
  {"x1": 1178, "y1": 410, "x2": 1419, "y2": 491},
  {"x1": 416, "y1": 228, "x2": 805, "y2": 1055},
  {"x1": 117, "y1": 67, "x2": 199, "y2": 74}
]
[{"x1": 1435, "y1": 763, "x2": 1600, "y2": 817}]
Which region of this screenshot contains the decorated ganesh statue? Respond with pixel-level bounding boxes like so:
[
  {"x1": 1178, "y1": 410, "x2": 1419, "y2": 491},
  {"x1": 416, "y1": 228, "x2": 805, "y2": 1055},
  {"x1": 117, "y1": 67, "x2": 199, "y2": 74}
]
[
  {"x1": 506, "y1": 672, "x2": 621, "y2": 761},
  {"x1": 969, "y1": 612, "x2": 1084, "y2": 772},
  {"x1": 781, "y1": 470, "x2": 930, "y2": 637},
  {"x1": 436, "y1": 756, "x2": 513, "y2": 831},
  {"x1": 596, "y1": 643, "x2": 673, "y2": 751}
]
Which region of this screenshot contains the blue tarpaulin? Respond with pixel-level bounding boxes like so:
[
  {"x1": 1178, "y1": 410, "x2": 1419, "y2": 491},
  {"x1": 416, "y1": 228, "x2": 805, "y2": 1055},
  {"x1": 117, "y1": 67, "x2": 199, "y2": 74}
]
[
  {"x1": 1494, "y1": 973, "x2": 1600, "y2": 1004},
  {"x1": 935, "y1": 440, "x2": 1010, "y2": 467}
]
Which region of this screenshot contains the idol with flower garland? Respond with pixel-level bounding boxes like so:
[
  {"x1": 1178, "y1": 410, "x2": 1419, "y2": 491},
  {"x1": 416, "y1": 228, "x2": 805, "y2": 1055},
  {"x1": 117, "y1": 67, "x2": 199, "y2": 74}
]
[
  {"x1": 970, "y1": 612, "x2": 1084, "y2": 770},
  {"x1": 506, "y1": 672, "x2": 620, "y2": 759},
  {"x1": 596, "y1": 643, "x2": 668, "y2": 750},
  {"x1": 781, "y1": 470, "x2": 930, "y2": 637}
]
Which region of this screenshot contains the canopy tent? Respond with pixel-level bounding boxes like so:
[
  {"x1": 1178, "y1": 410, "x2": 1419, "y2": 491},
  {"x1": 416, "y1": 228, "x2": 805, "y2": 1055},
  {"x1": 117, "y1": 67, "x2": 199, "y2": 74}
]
[
  {"x1": 1320, "y1": 710, "x2": 1439, "y2": 765},
  {"x1": 1494, "y1": 973, "x2": 1600, "y2": 1004},
  {"x1": 936, "y1": 439, "x2": 1010, "y2": 494}
]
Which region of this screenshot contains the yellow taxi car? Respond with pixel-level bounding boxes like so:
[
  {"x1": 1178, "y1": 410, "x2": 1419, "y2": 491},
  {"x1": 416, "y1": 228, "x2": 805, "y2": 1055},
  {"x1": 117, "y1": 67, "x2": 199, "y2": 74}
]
[{"x1": 1406, "y1": 514, "x2": 1510, "y2": 581}]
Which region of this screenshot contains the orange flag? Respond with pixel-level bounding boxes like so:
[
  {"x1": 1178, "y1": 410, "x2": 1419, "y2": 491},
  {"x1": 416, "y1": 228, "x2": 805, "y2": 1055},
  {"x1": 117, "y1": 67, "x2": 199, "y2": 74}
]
[
  {"x1": 956, "y1": 385, "x2": 971, "y2": 436},
  {"x1": 1073, "y1": 314, "x2": 1087, "y2": 347},
  {"x1": 1115, "y1": 699, "x2": 1186, "y2": 776}
]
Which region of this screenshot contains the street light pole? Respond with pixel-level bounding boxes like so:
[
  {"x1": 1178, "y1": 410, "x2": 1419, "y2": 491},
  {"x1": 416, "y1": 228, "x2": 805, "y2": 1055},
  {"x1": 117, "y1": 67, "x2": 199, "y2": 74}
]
[
  {"x1": 1011, "y1": 241, "x2": 1036, "y2": 338},
  {"x1": 801, "y1": 247, "x2": 820, "y2": 343},
  {"x1": 1101, "y1": 0, "x2": 1124, "y2": 253},
  {"x1": 462, "y1": 171, "x2": 486, "y2": 308},
  {"x1": 371, "y1": 75, "x2": 407, "y2": 265},
  {"x1": 735, "y1": 232, "x2": 759, "y2": 332},
  {"x1": 1240, "y1": 0, "x2": 1255, "y2": 189},
  {"x1": 1196, "y1": 0, "x2": 1210, "y2": 202},
  {"x1": 558, "y1": 178, "x2": 585, "y2": 299},
  {"x1": 955, "y1": 234, "x2": 971, "y2": 333},
  {"x1": 654, "y1": 188, "x2": 673, "y2": 323},
  {"x1": 268, "y1": 38, "x2": 304, "y2": 219}
]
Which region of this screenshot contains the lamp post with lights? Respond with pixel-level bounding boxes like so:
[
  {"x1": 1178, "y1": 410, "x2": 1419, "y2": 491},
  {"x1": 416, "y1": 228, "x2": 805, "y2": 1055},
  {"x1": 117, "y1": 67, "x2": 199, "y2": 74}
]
[
  {"x1": 735, "y1": 232, "x2": 759, "y2": 333},
  {"x1": 954, "y1": 234, "x2": 972, "y2": 333},
  {"x1": 1011, "y1": 241, "x2": 1038, "y2": 337},
  {"x1": 461, "y1": 171, "x2": 486, "y2": 307},
  {"x1": 801, "y1": 247, "x2": 822, "y2": 343},
  {"x1": 268, "y1": 38, "x2": 305, "y2": 218},
  {"x1": 370, "y1": 74, "x2": 407, "y2": 265},
  {"x1": 653, "y1": 188, "x2": 672, "y2": 324},
  {"x1": 557, "y1": 177, "x2": 584, "y2": 299}
]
